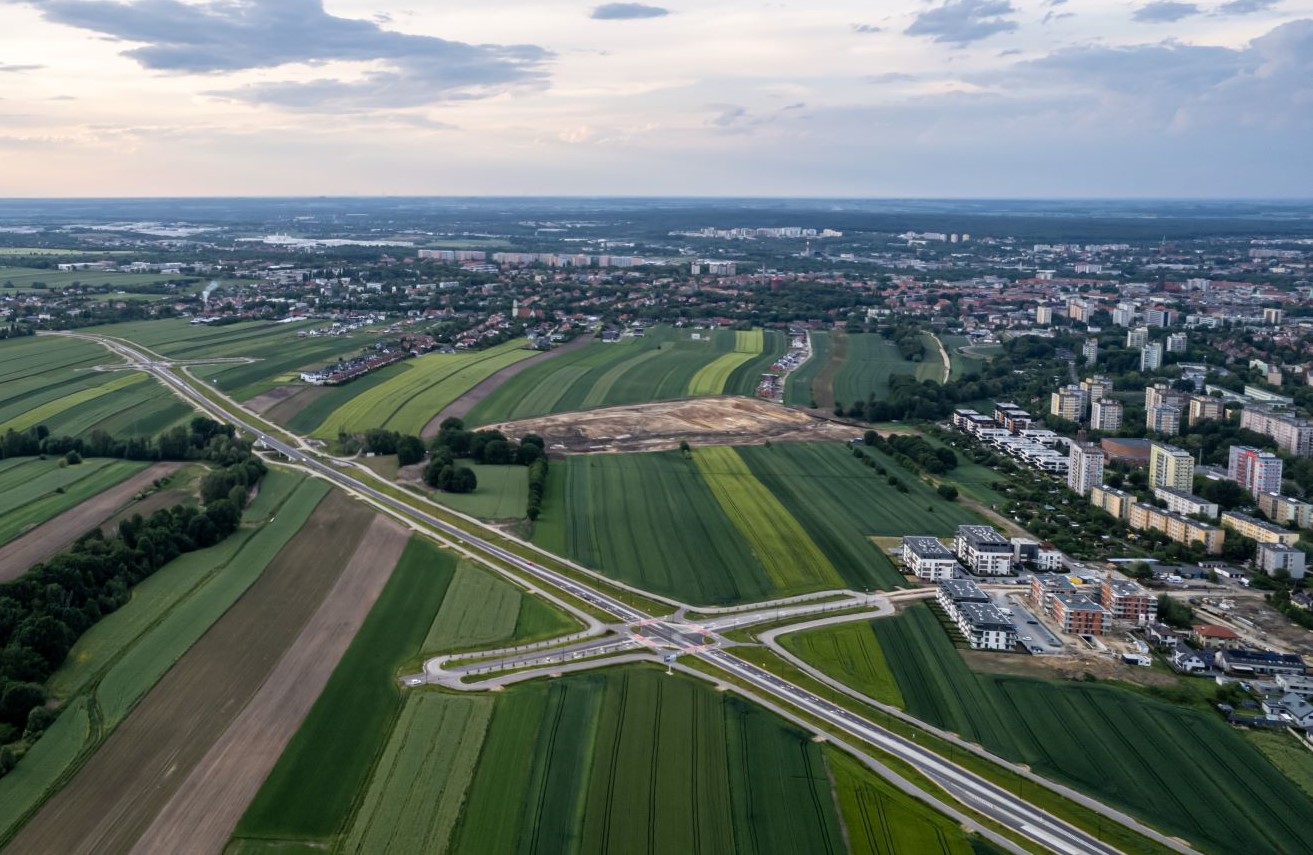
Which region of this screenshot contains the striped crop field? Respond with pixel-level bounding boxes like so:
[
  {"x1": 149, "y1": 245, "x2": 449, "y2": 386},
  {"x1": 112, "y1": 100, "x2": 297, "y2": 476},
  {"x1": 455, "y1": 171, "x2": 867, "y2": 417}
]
[
  {"x1": 465, "y1": 326, "x2": 785, "y2": 425},
  {"x1": 0, "y1": 457, "x2": 148, "y2": 547},
  {"x1": 339, "y1": 693, "x2": 494, "y2": 855},
  {"x1": 687, "y1": 329, "x2": 766, "y2": 396},
  {"x1": 693, "y1": 446, "x2": 844, "y2": 594},
  {"x1": 1, "y1": 372, "x2": 149, "y2": 433},
  {"x1": 861, "y1": 604, "x2": 1313, "y2": 855},
  {"x1": 533, "y1": 443, "x2": 938, "y2": 604},
  {"x1": 422, "y1": 560, "x2": 533, "y2": 652},
  {"x1": 450, "y1": 667, "x2": 847, "y2": 855},
  {"x1": 785, "y1": 330, "x2": 830, "y2": 407},
  {"x1": 533, "y1": 450, "x2": 777, "y2": 604},
  {"x1": 825, "y1": 748, "x2": 972, "y2": 855},
  {"x1": 311, "y1": 339, "x2": 538, "y2": 438},
  {"x1": 0, "y1": 335, "x2": 193, "y2": 437}
]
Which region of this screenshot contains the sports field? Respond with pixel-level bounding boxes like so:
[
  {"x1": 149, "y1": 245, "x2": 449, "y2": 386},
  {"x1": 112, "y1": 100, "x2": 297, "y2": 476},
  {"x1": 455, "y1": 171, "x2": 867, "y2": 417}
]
[
  {"x1": 800, "y1": 605, "x2": 1313, "y2": 855},
  {"x1": 532, "y1": 443, "x2": 940, "y2": 604},
  {"x1": 0, "y1": 457, "x2": 147, "y2": 547},
  {"x1": 465, "y1": 326, "x2": 785, "y2": 425}
]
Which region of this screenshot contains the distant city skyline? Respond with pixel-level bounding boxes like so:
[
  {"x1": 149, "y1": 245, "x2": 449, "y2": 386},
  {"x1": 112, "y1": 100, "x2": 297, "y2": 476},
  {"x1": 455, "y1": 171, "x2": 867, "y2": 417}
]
[{"x1": 0, "y1": 0, "x2": 1311, "y2": 198}]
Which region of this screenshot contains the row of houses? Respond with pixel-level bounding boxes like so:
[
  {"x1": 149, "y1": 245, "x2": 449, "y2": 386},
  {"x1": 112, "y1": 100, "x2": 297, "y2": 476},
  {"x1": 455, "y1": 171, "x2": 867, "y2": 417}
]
[{"x1": 951, "y1": 407, "x2": 1070, "y2": 474}]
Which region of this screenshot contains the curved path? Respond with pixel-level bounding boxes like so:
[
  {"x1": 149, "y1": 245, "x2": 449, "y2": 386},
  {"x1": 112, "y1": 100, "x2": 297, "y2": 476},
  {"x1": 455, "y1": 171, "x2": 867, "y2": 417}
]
[{"x1": 46, "y1": 329, "x2": 1196, "y2": 855}]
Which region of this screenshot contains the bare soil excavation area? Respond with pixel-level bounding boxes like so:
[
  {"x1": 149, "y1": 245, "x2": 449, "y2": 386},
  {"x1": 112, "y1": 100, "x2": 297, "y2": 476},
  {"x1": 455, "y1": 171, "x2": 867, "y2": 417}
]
[{"x1": 487, "y1": 396, "x2": 859, "y2": 453}]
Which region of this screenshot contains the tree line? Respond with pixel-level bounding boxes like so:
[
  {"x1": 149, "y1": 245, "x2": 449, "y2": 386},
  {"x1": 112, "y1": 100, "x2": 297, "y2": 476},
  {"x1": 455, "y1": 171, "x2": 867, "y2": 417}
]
[{"x1": 0, "y1": 421, "x2": 265, "y2": 775}]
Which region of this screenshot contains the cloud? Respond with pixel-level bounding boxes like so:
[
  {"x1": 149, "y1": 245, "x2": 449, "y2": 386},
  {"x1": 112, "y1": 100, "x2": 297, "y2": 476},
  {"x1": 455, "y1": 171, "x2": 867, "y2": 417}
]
[
  {"x1": 705, "y1": 102, "x2": 808, "y2": 134},
  {"x1": 1215, "y1": 0, "x2": 1280, "y2": 14},
  {"x1": 905, "y1": 0, "x2": 1019, "y2": 45},
  {"x1": 850, "y1": 23, "x2": 883, "y2": 34},
  {"x1": 12, "y1": 0, "x2": 549, "y2": 109},
  {"x1": 981, "y1": 19, "x2": 1313, "y2": 130},
  {"x1": 0, "y1": 64, "x2": 42, "y2": 73},
  {"x1": 590, "y1": 3, "x2": 670, "y2": 20},
  {"x1": 1132, "y1": 2, "x2": 1201, "y2": 23}
]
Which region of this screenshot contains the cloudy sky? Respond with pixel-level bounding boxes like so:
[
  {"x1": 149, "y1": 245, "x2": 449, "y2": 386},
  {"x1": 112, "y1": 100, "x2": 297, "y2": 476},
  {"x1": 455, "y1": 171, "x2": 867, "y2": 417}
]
[{"x1": 0, "y1": 0, "x2": 1310, "y2": 197}]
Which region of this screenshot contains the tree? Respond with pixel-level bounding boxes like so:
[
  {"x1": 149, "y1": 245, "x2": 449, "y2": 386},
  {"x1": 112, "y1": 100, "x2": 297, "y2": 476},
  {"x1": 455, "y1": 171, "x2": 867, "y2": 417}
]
[
  {"x1": 937, "y1": 483, "x2": 959, "y2": 501},
  {"x1": 0, "y1": 682, "x2": 46, "y2": 728},
  {"x1": 396, "y1": 435, "x2": 426, "y2": 466},
  {"x1": 64, "y1": 450, "x2": 81, "y2": 465},
  {"x1": 448, "y1": 466, "x2": 478, "y2": 493}
]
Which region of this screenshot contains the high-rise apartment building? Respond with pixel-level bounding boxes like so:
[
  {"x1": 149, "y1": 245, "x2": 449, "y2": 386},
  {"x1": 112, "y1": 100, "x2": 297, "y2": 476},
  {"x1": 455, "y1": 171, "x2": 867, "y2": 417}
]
[
  {"x1": 1140, "y1": 342, "x2": 1163, "y2": 372},
  {"x1": 1149, "y1": 442, "x2": 1195, "y2": 490},
  {"x1": 1126, "y1": 327, "x2": 1149, "y2": 348},
  {"x1": 1188, "y1": 396, "x2": 1224, "y2": 425},
  {"x1": 1148, "y1": 405, "x2": 1181, "y2": 436},
  {"x1": 1240, "y1": 408, "x2": 1313, "y2": 457},
  {"x1": 1068, "y1": 442, "x2": 1105, "y2": 496},
  {"x1": 1228, "y1": 446, "x2": 1284, "y2": 496},
  {"x1": 1166, "y1": 332, "x2": 1188, "y2": 353},
  {"x1": 1036, "y1": 305, "x2": 1053, "y2": 325},
  {"x1": 1082, "y1": 338, "x2": 1099, "y2": 366},
  {"x1": 1091, "y1": 399, "x2": 1123, "y2": 431},
  {"x1": 1050, "y1": 385, "x2": 1087, "y2": 422}
]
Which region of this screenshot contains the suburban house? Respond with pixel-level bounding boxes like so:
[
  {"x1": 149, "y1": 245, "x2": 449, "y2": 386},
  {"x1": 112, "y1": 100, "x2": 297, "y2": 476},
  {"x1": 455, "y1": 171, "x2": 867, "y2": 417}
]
[{"x1": 1192, "y1": 624, "x2": 1242, "y2": 649}]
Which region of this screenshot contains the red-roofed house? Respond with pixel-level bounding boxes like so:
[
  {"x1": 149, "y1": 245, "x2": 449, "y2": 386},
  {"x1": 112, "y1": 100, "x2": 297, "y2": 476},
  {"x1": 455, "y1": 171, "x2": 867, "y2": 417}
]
[{"x1": 1192, "y1": 623, "x2": 1242, "y2": 649}]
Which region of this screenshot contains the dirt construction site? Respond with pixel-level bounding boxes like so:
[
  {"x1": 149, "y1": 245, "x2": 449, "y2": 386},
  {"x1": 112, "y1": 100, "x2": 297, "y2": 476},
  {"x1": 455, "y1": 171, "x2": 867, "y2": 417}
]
[{"x1": 486, "y1": 396, "x2": 861, "y2": 453}]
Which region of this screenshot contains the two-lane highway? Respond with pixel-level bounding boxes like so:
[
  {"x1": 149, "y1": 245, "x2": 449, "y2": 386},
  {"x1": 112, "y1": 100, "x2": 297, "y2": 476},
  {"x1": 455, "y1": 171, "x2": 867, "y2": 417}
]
[{"x1": 58, "y1": 331, "x2": 1158, "y2": 855}]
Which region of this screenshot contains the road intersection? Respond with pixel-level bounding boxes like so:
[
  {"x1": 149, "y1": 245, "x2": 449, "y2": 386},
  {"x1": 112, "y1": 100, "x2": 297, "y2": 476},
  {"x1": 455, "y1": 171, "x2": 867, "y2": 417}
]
[{"x1": 53, "y1": 330, "x2": 1200, "y2": 855}]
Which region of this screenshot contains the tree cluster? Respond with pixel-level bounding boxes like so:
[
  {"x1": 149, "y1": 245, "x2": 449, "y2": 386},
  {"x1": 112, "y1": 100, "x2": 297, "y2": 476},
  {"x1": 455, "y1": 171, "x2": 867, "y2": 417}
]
[
  {"x1": 1, "y1": 417, "x2": 237, "y2": 464},
  {"x1": 862, "y1": 430, "x2": 957, "y2": 475},
  {"x1": 0, "y1": 431, "x2": 264, "y2": 774}
]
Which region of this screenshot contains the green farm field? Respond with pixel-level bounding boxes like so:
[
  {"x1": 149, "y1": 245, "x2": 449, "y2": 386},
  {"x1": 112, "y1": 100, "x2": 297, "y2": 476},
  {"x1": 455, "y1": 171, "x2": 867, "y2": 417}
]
[
  {"x1": 310, "y1": 339, "x2": 541, "y2": 438},
  {"x1": 233, "y1": 537, "x2": 458, "y2": 847},
  {"x1": 233, "y1": 538, "x2": 576, "y2": 851},
  {"x1": 532, "y1": 450, "x2": 778, "y2": 604},
  {"x1": 807, "y1": 605, "x2": 1313, "y2": 855},
  {"x1": 0, "y1": 472, "x2": 329, "y2": 847},
  {"x1": 533, "y1": 443, "x2": 935, "y2": 604},
  {"x1": 739, "y1": 442, "x2": 980, "y2": 585},
  {"x1": 693, "y1": 445, "x2": 844, "y2": 594},
  {"x1": 784, "y1": 329, "x2": 830, "y2": 407},
  {"x1": 0, "y1": 457, "x2": 147, "y2": 547},
  {"x1": 780, "y1": 620, "x2": 905, "y2": 707},
  {"x1": 832, "y1": 333, "x2": 943, "y2": 409},
  {"x1": 450, "y1": 667, "x2": 848, "y2": 855},
  {"x1": 825, "y1": 747, "x2": 973, "y2": 855},
  {"x1": 465, "y1": 326, "x2": 785, "y2": 425},
  {"x1": 426, "y1": 462, "x2": 530, "y2": 519},
  {"x1": 941, "y1": 334, "x2": 989, "y2": 380},
  {"x1": 0, "y1": 334, "x2": 194, "y2": 437},
  {"x1": 0, "y1": 265, "x2": 184, "y2": 290}
]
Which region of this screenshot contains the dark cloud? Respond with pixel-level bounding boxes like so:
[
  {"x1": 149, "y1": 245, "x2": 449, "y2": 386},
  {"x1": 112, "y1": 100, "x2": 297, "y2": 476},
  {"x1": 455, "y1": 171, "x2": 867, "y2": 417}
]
[
  {"x1": 1132, "y1": 2, "x2": 1201, "y2": 23},
  {"x1": 850, "y1": 23, "x2": 883, "y2": 34},
  {"x1": 0, "y1": 64, "x2": 43, "y2": 73},
  {"x1": 905, "y1": 0, "x2": 1019, "y2": 46},
  {"x1": 1215, "y1": 0, "x2": 1280, "y2": 14},
  {"x1": 590, "y1": 3, "x2": 670, "y2": 20},
  {"x1": 12, "y1": 0, "x2": 548, "y2": 109}
]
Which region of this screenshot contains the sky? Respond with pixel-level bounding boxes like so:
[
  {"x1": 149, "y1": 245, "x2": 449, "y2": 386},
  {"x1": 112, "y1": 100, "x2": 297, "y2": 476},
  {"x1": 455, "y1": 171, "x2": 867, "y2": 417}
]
[{"x1": 0, "y1": 0, "x2": 1311, "y2": 198}]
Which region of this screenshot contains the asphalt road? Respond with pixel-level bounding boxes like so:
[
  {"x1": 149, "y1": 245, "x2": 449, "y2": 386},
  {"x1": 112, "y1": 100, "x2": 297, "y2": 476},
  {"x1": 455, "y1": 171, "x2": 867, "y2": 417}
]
[{"x1": 62, "y1": 331, "x2": 1166, "y2": 855}]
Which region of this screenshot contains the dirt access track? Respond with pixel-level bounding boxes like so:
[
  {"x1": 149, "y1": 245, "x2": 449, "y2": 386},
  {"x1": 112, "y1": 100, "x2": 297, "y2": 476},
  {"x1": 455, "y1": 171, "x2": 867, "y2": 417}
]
[
  {"x1": 487, "y1": 396, "x2": 860, "y2": 454},
  {"x1": 0, "y1": 462, "x2": 183, "y2": 582}
]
